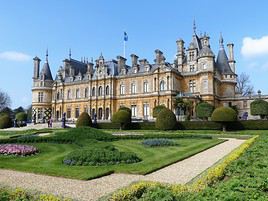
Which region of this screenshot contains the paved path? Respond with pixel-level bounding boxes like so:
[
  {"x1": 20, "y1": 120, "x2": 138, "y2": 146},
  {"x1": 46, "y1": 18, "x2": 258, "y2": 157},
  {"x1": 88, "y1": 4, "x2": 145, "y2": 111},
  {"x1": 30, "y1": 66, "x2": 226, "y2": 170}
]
[{"x1": 0, "y1": 138, "x2": 245, "y2": 201}]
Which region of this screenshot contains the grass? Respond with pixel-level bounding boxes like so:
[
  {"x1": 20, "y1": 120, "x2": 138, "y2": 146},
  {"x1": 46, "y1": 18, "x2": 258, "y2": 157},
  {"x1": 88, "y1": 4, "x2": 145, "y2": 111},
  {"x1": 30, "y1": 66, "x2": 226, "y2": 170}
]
[{"x1": 0, "y1": 128, "x2": 224, "y2": 180}]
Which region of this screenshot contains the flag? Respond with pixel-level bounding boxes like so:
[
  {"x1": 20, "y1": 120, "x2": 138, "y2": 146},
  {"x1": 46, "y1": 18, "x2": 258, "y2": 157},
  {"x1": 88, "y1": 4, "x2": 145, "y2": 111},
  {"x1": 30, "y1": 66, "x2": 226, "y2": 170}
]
[{"x1": 124, "y1": 32, "x2": 128, "y2": 41}]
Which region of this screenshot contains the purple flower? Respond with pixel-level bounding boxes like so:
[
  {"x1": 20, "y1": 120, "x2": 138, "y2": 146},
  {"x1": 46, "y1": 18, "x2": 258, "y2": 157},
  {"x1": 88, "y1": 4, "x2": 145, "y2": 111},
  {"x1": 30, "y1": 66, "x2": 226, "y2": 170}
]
[{"x1": 0, "y1": 144, "x2": 38, "y2": 156}]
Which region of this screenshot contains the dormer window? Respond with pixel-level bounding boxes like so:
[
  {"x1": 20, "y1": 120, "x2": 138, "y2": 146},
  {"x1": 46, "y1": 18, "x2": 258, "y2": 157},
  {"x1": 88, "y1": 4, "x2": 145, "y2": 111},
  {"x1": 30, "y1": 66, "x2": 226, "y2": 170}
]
[
  {"x1": 121, "y1": 69, "x2": 126, "y2": 75},
  {"x1": 189, "y1": 51, "x2": 195, "y2": 61},
  {"x1": 134, "y1": 67, "x2": 137, "y2": 73}
]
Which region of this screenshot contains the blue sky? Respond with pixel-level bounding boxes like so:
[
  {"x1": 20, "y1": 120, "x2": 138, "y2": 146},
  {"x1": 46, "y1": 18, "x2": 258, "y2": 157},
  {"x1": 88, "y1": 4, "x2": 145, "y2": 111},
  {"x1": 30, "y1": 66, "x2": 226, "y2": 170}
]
[{"x1": 1, "y1": 0, "x2": 268, "y2": 108}]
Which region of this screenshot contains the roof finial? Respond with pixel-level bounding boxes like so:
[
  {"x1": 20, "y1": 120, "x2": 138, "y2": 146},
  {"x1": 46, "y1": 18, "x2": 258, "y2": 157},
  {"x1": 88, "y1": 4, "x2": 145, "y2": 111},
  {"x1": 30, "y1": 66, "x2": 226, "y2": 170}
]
[
  {"x1": 91, "y1": 57, "x2": 93, "y2": 63},
  {"x1": 46, "y1": 49, "x2": 48, "y2": 62},
  {"x1": 219, "y1": 32, "x2": 224, "y2": 48},
  {"x1": 193, "y1": 19, "x2": 197, "y2": 34},
  {"x1": 69, "y1": 48, "x2": 72, "y2": 60}
]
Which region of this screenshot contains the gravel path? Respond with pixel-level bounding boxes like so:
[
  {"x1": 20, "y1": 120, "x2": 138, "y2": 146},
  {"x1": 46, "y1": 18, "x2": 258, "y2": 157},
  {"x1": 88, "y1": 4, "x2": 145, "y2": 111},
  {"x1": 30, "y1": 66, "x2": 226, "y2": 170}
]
[{"x1": 0, "y1": 138, "x2": 245, "y2": 201}]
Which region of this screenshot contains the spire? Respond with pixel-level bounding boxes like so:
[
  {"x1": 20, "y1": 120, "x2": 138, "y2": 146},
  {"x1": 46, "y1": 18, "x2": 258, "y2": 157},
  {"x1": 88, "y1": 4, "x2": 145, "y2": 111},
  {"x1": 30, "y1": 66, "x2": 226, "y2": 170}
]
[
  {"x1": 69, "y1": 48, "x2": 72, "y2": 60},
  {"x1": 193, "y1": 19, "x2": 197, "y2": 35},
  {"x1": 219, "y1": 33, "x2": 224, "y2": 49},
  {"x1": 45, "y1": 49, "x2": 48, "y2": 63}
]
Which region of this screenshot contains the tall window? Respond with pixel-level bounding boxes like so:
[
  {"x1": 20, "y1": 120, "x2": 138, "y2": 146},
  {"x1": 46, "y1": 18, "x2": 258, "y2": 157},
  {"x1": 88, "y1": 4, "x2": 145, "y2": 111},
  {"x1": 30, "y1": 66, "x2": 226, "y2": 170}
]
[
  {"x1": 105, "y1": 85, "x2": 109, "y2": 95},
  {"x1": 143, "y1": 81, "x2": 148, "y2": 93},
  {"x1": 67, "y1": 108, "x2": 71, "y2": 119},
  {"x1": 131, "y1": 105, "x2": 137, "y2": 117},
  {"x1": 189, "y1": 80, "x2": 196, "y2": 93},
  {"x1": 143, "y1": 103, "x2": 150, "y2": 119},
  {"x1": 76, "y1": 89, "x2": 80, "y2": 99},
  {"x1": 75, "y1": 108, "x2": 80, "y2": 118},
  {"x1": 160, "y1": 80, "x2": 165, "y2": 91},
  {"x1": 120, "y1": 84, "x2": 125, "y2": 95},
  {"x1": 167, "y1": 76, "x2": 170, "y2": 90},
  {"x1": 84, "y1": 88, "x2": 88, "y2": 98},
  {"x1": 92, "y1": 87, "x2": 95, "y2": 96},
  {"x1": 203, "y1": 79, "x2": 208, "y2": 93},
  {"x1": 98, "y1": 86, "x2": 103, "y2": 96},
  {"x1": 190, "y1": 65, "x2": 195, "y2": 72},
  {"x1": 67, "y1": 89, "x2": 71, "y2": 100},
  {"x1": 189, "y1": 51, "x2": 195, "y2": 60},
  {"x1": 60, "y1": 89, "x2": 63, "y2": 99},
  {"x1": 38, "y1": 92, "x2": 44, "y2": 103},
  {"x1": 131, "y1": 83, "x2": 136, "y2": 94}
]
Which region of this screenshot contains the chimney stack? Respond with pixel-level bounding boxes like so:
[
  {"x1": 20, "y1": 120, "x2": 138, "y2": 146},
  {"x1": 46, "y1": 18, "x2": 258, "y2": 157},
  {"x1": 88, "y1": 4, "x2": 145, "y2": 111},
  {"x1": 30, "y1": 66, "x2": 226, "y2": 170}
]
[
  {"x1": 227, "y1": 43, "x2": 235, "y2": 73},
  {"x1": 117, "y1": 56, "x2": 127, "y2": 72},
  {"x1": 176, "y1": 39, "x2": 185, "y2": 72},
  {"x1": 130, "y1": 54, "x2": 139, "y2": 66},
  {"x1": 155, "y1": 49, "x2": 164, "y2": 64},
  {"x1": 33, "y1": 56, "x2": 41, "y2": 79}
]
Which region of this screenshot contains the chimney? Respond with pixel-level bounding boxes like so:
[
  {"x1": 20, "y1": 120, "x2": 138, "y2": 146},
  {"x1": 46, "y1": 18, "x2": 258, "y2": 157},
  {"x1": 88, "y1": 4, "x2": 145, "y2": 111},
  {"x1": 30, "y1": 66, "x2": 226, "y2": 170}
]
[
  {"x1": 201, "y1": 34, "x2": 210, "y2": 47},
  {"x1": 130, "y1": 54, "x2": 139, "y2": 66},
  {"x1": 139, "y1": 59, "x2": 148, "y2": 66},
  {"x1": 117, "y1": 56, "x2": 127, "y2": 72},
  {"x1": 87, "y1": 62, "x2": 94, "y2": 75},
  {"x1": 176, "y1": 39, "x2": 185, "y2": 72},
  {"x1": 33, "y1": 56, "x2": 41, "y2": 79},
  {"x1": 155, "y1": 49, "x2": 163, "y2": 64},
  {"x1": 227, "y1": 43, "x2": 236, "y2": 73}
]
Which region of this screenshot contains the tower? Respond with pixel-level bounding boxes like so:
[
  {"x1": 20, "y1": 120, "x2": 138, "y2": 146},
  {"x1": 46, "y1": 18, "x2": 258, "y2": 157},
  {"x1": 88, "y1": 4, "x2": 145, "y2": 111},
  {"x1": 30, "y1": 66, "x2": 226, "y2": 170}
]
[{"x1": 32, "y1": 50, "x2": 53, "y2": 123}]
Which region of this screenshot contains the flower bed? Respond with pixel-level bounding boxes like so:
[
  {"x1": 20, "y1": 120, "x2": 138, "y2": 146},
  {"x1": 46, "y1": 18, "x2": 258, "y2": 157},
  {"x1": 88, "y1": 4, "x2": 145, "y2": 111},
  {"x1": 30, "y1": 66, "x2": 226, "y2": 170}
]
[
  {"x1": 0, "y1": 144, "x2": 38, "y2": 156},
  {"x1": 142, "y1": 138, "x2": 177, "y2": 147}
]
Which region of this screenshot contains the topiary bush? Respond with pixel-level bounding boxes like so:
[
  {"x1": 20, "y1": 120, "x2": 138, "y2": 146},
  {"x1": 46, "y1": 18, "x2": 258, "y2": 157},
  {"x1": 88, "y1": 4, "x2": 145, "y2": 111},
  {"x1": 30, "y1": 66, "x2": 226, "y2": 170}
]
[
  {"x1": 155, "y1": 108, "x2": 177, "y2": 130},
  {"x1": 211, "y1": 106, "x2": 237, "y2": 132},
  {"x1": 112, "y1": 110, "x2": 131, "y2": 130},
  {"x1": 196, "y1": 102, "x2": 214, "y2": 120},
  {"x1": 142, "y1": 138, "x2": 177, "y2": 147},
  {"x1": 63, "y1": 146, "x2": 141, "y2": 166},
  {"x1": 15, "y1": 112, "x2": 27, "y2": 122},
  {"x1": 118, "y1": 106, "x2": 131, "y2": 114},
  {"x1": 250, "y1": 99, "x2": 268, "y2": 119},
  {"x1": 76, "y1": 112, "x2": 92, "y2": 128},
  {"x1": 0, "y1": 115, "x2": 12, "y2": 129},
  {"x1": 153, "y1": 105, "x2": 166, "y2": 118}
]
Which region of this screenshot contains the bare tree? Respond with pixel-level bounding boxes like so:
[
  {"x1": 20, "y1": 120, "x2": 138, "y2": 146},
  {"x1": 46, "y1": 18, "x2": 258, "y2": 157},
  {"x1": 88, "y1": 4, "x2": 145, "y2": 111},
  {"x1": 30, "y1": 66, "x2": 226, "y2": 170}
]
[
  {"x1": 0, "y1": 89, "x2": 11, "y2": 111},
  {"x1": 236, "y1": 73, "x2": 254, "y2": 96}
]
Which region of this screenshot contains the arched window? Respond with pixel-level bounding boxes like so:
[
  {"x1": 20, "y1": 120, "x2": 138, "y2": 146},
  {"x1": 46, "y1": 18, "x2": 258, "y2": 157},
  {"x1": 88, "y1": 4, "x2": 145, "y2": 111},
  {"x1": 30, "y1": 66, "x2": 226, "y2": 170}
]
[
  {"x1": 67, "y1": 89, "x2": 71, "y2": 100},
  {"x1": 92, "y1": 87, "x2": 95, "y2": 96},
  {"x1": 167, "y1": 76, "x2": 170, "y2": 90},
  {"x1": 84, "y1": 88, "x2": 88, "y2": 98},
  {"x1": 160, "y1": 80, "x2": 165, "y2": 91},
  {"x1": 98, "y1": 86, "x2": 103, "y2": 96},
  {"x1": 57, "y1": 91, "x2": 60, "y2": 100},
  {"x1": 76, "y1": 89, "x2": 80, "y2": 99},
  {"x1": 143, "y1": 81, "x2": 148, "y2": 93},
  {"x1": 120, "y1": 84, "x2": 125, "y2": 95},
  {"x1": 105, "y1": 85, "x2": 110, "y2": 95},
  {"x1": 131, "y1": 83, "x2": 136, "y2": 94}
]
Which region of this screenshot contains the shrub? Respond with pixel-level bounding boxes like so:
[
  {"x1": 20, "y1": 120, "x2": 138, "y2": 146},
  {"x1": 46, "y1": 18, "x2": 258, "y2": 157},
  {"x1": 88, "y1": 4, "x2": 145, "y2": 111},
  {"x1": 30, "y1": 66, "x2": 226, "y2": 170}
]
[
  {"x1": 153, "y1": 105, "x2": 166, "y2": 118},
  {"x1": 15, "y1": 112, "x2": 27, "y2": 122},
  {"x1": 211, "y1": 107, "x2": 237, "y2": 131},
  {"x1": 196, "y1": 102, "x2": 214, "y2": 120},
  {"x1": 112, "y1": 110, "x2": 131, "y2": 130},
  {"x1": 250, "y1": 99, "x2": 268, "y2": 119},
  {"x1": 156, "y1": 108, "x2": 177, "y2": 130},
  {"x1": 76, "y1": 112, "x2": 92, "y2": 128},
  {"x1": 63, "y1": 146, "x2": 141, "y2": 166},
  {"x1": 140, "y1": 186, "x2": 175, "y2": 201},
  {"x1": 118, "y1": 106, "x2": 131, "y2": 114},
  {"x1": 0, "y1": 115, "x2": 12, "y2": 129},
  {"x1": 142, "y1": 139, "x2": 177, "y2": 147}
]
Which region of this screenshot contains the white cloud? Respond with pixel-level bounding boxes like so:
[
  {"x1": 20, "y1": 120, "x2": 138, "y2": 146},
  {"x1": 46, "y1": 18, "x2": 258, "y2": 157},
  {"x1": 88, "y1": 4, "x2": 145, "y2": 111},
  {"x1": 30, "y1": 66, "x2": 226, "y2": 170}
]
[
  {"x1": 0, "y1": 51, "x2": 31, "y2": 62},
  {"x1": 241, "y1": 36, "x2": 268, "y2": 58}
]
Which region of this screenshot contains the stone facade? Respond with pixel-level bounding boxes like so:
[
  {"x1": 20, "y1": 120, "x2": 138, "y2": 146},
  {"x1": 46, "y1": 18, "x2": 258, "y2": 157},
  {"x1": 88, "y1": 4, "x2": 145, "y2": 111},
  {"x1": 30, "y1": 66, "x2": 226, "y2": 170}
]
[{"x1": 32, "y1": 27, "x2": 244, "y2": 122}]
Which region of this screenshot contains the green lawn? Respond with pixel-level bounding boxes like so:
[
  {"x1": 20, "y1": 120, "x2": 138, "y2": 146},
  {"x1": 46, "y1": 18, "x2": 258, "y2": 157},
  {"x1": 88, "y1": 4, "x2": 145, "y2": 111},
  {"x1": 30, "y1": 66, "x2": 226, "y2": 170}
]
[{"x1": 0, "y1": 129, "x2": 224, "y2": 180}]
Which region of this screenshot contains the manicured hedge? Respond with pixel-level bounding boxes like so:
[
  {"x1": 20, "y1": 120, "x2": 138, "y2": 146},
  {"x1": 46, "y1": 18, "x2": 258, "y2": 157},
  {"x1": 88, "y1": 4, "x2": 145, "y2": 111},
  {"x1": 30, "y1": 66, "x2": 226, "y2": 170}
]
[{"x1": 76, "y1": 112, "x2": 92, "y2": 128}]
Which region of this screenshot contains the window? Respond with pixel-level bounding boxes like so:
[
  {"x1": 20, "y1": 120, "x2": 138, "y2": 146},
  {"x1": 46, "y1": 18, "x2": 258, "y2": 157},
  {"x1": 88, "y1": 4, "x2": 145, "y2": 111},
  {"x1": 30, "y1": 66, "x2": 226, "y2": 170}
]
[
  {"x1": 143, "y1": 81, "x2": 148, "y2": 93},
  {"x1": 75, "y1": 108, "x2": 80, "y2": 118},
  {"x1": 98, "y1": 108, "x2": 103, "y2": 120},
  {"x1": 67, "y1": 90, "x2": 71, "y2": 100},
  {"x1": 60, "y1": 89, "x2": 63, "y2": 99},
  {"x1": 243, "y1": 101, "x2": 248, "y2": 108},
  {"x1": 92, "y1": 87, "x2": 95, "y2": 96},
  {"x1": 131, "y1": 105, "x2": 137, "y2": 117},
  {"x1": 76, "y1": 89, "x2": 80, "y2": 99},
  {"x1": 105, "y1": 108, "x2": 110, "y2": 120},
  {"x1": 189, "y1": 80, "x2": 196, "y2": 93},
  {"x1": 56, "y1": 92, "x2": 60, "y2": 100},
  {"x1": 37, "y1": 108, "x2": 43, "y2": 119},
  {"x1": 38, "y1": 92, "x2": 44, "y2": 103},
  {"x1": 85, "y1": 88, "x2": 88, "y2": 98},
  {"x1": 203, "y1": 79, "x2": 208, "y2": 93},
  {"x1": 105, "y1": 85, "x2": 109, "y2": 95},
  {"x1": 143, "y1": 103, "x2": 150, "y2": 119},
  {"x1": 167, "y1": 76, "x2": 170, "y2": 90},
  {"x1": 190, "y1": 65, "x2": 195, "y2": 72},
  {"x1": 160, "y1": 80, "x2": 165, "y2": 91},
  {"x1": 189, "y1": 51, "x2": 195, "y2": 60},
  {"x1": 98, "y1": 86, "x2": 103, "y2": 96},
  {"x1": 120, "y1": 84, "x2": 125, "y2": 95},
  {"x1": 131, "y1": 83, "x2": 136, "y2": 94},
  {"x1": 203, "y1": 63, "x2": 207, "y2": 70},
  {"x1": 67, "y1": 108, "x2": 71, "y2": 119}
]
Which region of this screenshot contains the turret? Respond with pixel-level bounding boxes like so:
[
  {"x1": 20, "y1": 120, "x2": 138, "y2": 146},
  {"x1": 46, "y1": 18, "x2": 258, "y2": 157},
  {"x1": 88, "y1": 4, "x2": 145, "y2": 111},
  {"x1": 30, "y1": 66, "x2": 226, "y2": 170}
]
[{"x1": 33, "y1": 56, "x2": 41, "y2": 79}]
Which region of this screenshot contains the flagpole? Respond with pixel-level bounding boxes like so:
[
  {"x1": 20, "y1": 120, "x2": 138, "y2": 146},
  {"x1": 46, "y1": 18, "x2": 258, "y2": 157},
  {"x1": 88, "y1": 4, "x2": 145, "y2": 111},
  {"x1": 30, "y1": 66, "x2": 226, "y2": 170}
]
[{"x1": 123, "y1": 40, "x2": 126, "y2": 58}]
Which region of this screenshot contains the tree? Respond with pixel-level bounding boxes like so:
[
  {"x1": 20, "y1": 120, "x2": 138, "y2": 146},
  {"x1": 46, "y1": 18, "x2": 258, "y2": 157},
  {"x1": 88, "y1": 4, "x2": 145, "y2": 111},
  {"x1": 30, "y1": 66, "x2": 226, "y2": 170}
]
[
  {"x1": 16, "y1": 112, "x2": 27, "y2": 122},
  {"x1": 174, "y1": 97, "x2": 193, "y2": 119},
  {"x1": 211, "y1": 107, "x2": 237, "y2": 132},
  {"x1": 196, "y1": 102, "x2": 214, "y2": 120},
  {"x1": 250, "y1": 99, "x2": 268, "y2": 119},
  {"x1": 0, "y1": 107, "x2": 13, "y2": 118},
  {"x1": 236, "y1": 73, "x2": 254, "y2": 96},
  {"x1": 112, "y1": 110, "x2": 131, "y2": 130},
  {"x1": 118, "y1": 106, "x2": 131, "y2": 114},
  {"x1": 153, "y1": 105, "x2": 166, "y2": 118},
  {"x1": 26, "y1": 105, "x2": 32, "y2": 121},
  {"x1": 13, "y1": 106, "x2": 25, "y2": 115},
  {"x1": 0, "y1": 89, "x2": 11, "y2": 111},
  {"x1": 76, "y1": 112, "x2": 92, "y2": 128},
  {"x1": 155, "y1": 108, "x2": 177, "y2": 130}
]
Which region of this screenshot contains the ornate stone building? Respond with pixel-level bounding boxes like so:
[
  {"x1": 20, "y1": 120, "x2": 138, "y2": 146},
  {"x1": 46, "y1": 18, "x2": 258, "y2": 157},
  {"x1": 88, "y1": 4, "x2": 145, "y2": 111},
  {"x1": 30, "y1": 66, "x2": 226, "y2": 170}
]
[{"x1": 32, "y1": 28, "x2": 238, "y2": 122}]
